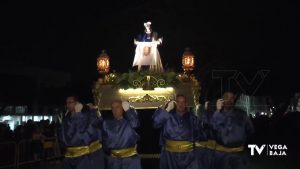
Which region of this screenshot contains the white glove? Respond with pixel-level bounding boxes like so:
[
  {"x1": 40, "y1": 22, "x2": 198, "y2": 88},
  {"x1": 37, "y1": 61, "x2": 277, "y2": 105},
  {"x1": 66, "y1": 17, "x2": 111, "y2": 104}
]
[
  {"x1": 96, "y1": 110, "x2": 102, "y2": 117},
  {"x1": 75, "y1": 103, "x2": 83, "y2": 113},
  {"x1": 195, "y1": 104, "x2": 201, "y2": 113},
  {"x1": 216, "y1": 99, "x2": 224, "y2": 112},
  {"x1": 57, "y1": 114, "x2": 63, "y2": 124},
  {"x1": 165, "y1": 100, "x2": 176, "y2": 112},
  {"x1": 122, "y1": 101, "x2": 130, "y2": 112}
]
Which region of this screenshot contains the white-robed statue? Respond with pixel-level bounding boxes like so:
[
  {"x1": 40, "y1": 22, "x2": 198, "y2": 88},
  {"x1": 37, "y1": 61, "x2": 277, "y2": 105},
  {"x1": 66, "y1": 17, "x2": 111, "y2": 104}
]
[{"x1": 132, "y1": 21, "x2": 164, "y2": 72}]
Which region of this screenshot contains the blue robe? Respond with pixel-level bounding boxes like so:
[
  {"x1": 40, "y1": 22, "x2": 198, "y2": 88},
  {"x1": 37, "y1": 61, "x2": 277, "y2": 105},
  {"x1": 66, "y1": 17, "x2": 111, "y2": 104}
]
[
  {"x1": 102, "y1": 108, "x2": 141, "y2": 169},
  {"x1": 153, "y1": 108, "x2": 198, "y2": 169},
  {"x1": 195, "y1": 107, "x2": 215, "y2": 169},
  {"x1": 211, "y1": 108, "x2": 254, "y2": 169},
  {"x1": 137, "y1": 33, "x2": 153, "y2": 42},
  {"x1": 59, "y1": 108, "x2": 105, "y2": 169}
]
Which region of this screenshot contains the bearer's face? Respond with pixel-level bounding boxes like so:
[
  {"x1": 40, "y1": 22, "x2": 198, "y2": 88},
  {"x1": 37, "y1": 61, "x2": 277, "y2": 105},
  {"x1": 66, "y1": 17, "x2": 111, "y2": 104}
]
[
  {"x1": 176, "y1": 96, "x2": 187, "y2": 113},
  {"x1": 223, "y1": 92, "x2": 236, "y2": 108},
  {"x1": 66, "y1": 97, "x2": 77, "y2": 112},
  {"x1": 111, "y1": 101, "x2": 124, "y2": 119}
]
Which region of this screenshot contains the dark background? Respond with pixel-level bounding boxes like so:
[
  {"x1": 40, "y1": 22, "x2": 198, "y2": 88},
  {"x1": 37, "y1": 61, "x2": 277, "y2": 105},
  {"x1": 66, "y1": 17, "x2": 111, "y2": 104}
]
[{"x1": 0, "y1": 1, "x2": 299, "y2": 105}]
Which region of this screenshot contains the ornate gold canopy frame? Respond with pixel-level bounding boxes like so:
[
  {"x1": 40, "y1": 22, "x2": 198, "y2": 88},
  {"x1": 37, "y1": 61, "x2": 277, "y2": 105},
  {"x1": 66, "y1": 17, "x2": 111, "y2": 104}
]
[{"x1": 93, "y1": 73, "x2": 200, "y2": 110}]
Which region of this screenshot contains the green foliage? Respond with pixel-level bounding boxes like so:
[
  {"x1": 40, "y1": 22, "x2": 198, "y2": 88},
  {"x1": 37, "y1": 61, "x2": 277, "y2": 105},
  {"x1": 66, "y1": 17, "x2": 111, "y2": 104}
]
[
  {"x1": 93, "y1": 71, "x2": 182, "y2": 89},
  {"x1": 115, "y1": 71, "x2": 180, "y2": 89},
  {"x1": 93, "y1": 71, "x2": 200, "y2": 91}
]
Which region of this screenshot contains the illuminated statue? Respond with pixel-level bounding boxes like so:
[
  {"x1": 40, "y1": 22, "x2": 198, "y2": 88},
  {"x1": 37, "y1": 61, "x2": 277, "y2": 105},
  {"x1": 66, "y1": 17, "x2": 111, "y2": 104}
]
[{"x1": 132, "y1": 21, "x2": 163, "y2": 72}]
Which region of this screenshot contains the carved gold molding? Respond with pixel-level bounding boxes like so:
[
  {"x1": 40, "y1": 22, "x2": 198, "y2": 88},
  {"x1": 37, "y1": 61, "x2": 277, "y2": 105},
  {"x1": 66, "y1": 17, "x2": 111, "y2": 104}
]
[{"x1": 128, "y1": 94, "x2": 170, "y2": 103}]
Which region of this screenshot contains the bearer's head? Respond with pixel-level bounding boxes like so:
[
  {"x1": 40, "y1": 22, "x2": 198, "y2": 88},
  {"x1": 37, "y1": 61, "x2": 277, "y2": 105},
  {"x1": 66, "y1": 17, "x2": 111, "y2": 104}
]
[
  {"x1": 176, "y1": 94, "x2": 187, "y2": 114},
  {"x1": 111, "y1": 99, "x2": 124, "y2": 120},
  {"x1": 66, "y1": 96, "x2": 79, "y2": 113},
  {"x1": 222, "y1": 91, "x2": 237, "y2": 110}
]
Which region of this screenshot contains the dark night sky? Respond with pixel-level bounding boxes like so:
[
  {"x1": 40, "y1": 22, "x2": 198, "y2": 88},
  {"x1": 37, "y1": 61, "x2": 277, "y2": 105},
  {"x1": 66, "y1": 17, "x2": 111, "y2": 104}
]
[{"x1": 0, "y1": 1, "x2": 299, "y2": 104}]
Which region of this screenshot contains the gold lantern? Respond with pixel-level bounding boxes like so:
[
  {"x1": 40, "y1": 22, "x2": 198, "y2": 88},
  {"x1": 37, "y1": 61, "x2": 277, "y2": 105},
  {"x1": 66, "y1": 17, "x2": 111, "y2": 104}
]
[
  {"x1": 182, "y1": 48, "x2": 195, "y2": 74},
  {"x1": 97, "y1": 50, "x2": 110, "y2": 74}
]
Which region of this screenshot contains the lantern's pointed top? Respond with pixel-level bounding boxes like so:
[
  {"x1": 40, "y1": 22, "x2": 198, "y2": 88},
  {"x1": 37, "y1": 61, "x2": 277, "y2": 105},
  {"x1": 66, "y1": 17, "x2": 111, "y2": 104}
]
[
  {"x1": 99, "y1": 49, "x2": 109, "y2": 58},
  {"x1": 183, "y1": 48, "x2": 193, "y2": 56}
]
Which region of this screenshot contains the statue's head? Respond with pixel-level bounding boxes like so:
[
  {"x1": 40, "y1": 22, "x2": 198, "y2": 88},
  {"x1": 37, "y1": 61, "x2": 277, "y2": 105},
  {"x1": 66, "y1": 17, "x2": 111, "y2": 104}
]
[{"x1": 144, "y1": 21, "x2": 152, "y2": 34}]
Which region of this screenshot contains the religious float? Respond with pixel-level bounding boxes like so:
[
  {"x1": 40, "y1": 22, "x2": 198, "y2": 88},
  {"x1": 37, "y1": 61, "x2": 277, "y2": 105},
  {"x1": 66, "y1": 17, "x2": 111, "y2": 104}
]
[
  {"x1": 91, "y1": 22, "x2": 201, "y2": 165},
  {"x1": 93, "y1": 21, "x2": 201, "y2": 110}
]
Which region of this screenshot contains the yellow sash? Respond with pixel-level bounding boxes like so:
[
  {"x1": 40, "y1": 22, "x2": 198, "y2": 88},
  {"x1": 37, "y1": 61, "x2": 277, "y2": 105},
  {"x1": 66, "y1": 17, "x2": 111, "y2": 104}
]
[
  {"x1": 196, "y1": 140, "x2": 244, "y2": 153},
  {"x1": 65, "y1": 140, "x2": 102, "y2": 158},
  {"x1": 195, "y1": 140, "x2": 216, "y2": 149},
  {"x1": 111, "y1": 145, "x2": 138, "y2": 158},
  {"x1": 165, "y1": 139, "x2": 193, "y2": 153},
  {"x1": 215, "y1": 143, "x2": 244, "y2": 153}
]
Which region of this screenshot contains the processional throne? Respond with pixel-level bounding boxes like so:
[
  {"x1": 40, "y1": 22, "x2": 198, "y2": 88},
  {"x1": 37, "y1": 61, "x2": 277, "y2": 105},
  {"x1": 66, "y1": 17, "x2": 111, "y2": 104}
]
[
  {"x1": 93, "y1": 21, "x2": 201, "y2": 165},
  {"x1": 93, "y1": 21, "x2": 201, "y2": 110}
]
